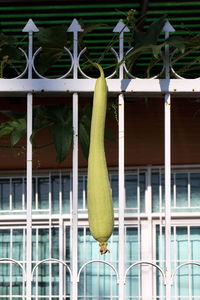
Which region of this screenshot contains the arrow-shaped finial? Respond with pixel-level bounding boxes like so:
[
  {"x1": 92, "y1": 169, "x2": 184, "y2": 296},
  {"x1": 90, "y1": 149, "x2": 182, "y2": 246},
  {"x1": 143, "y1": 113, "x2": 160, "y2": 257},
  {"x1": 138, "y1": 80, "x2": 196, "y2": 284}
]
[
  {"x1": 113, "y1": 19, "x2": 130, "y2": 33},
  {"x1": 67, "y1": 18, "x2": 84, "y2": 32},
  {"x1": 162, "y1": 20, "x2": 175, "y2": 34},
  {"x1": 22, "y1": 19, "x2": 39, "y2": 33}
]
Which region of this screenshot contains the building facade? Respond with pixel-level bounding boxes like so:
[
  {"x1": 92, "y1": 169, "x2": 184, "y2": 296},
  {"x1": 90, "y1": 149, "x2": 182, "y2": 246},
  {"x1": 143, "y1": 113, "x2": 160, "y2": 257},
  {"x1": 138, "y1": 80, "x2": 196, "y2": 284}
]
[{"x1": 1, "y1": 1, "x2": 200, "y2": 300}]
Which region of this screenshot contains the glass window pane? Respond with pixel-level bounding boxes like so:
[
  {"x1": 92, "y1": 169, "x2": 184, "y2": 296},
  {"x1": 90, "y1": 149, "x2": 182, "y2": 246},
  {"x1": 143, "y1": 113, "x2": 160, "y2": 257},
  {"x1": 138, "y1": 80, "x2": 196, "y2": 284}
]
[
  {"x1": 176, "y1": 173, "x2": 188, "y2": 207},
  {"x1": 38, "y1": 229, "x2": 49, "y2": 260},
  {"x1": 0, "y1": 229, "x2": 10, "y2": 258},
  {"x1": 52, "y1": 176, "x2": 60, "y2": 213},
  {"x1": 152, "y1": 173, "x2": 160, "y2": 212},
  {"x1": 190, "y1": 173, "x2": 200, "y2": 207},
  {"x1": 52, "y1": 228, "x2": 59, "y2": 259},
  {"x1": 78, "y1": 176, "x2": 84, "y2": 210},
  {"x1": 125, "y1": 174, "x2": 137, "y2": 209},
  {"x1": 12, "y1": 178, "x2": 23, "y2": 210},
  {"x1": 12, "y1": 229, "x2": 24, "y2": 261},
  {"x1": 110, "y1": 175, "x2": 118, "y2": 209},
  {"x1": 0, "y1": 179, "x2": 10, "y2": 210},
  {"x1": 38, "y1": 178, "x2": 49, "y2": 210},
  {"x1": 62, "y1": 175, "x2": 70, "y2": 213}
]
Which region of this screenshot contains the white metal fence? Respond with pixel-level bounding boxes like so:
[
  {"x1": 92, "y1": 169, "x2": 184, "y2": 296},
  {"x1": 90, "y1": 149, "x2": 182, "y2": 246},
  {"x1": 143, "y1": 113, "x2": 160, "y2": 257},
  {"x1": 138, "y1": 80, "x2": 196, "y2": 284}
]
[{"x1": 0, "y1": 17, "x2": 200, "y2": 300}]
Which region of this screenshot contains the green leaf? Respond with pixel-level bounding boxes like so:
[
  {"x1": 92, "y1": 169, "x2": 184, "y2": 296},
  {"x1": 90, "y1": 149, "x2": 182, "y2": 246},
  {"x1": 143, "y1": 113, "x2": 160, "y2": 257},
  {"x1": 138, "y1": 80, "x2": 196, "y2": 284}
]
[
  {"x1": 51, "y1": 123, "x2": 73, "y2": 163},
  {"x1": 79, "y1": 122, "x2": 90, "y2": 159},
  {"x1": 35, "y1": 26, "x2": 68, "y2": 48},
  {"x1": 168, "y1": 36, "x2": 186, "y2": 54},
  {"x1": 0, "y1": 126, "x2": 13, "y2": 137},
  {"x1": 34, "y1": 26, "x2": 68, "y2": 75},
  {"x1": 11, "y1": 129, "x2": 26, "y2": 146},
  {"x1": 34, "y1": 47, "x2": 65, "y2": 75},
  {"x1": 1, "y1": 111, "x2": 25, "y2": 119},
  {"x1": 0, "y1": 31, "x2": 17, "y2": 48},
  {"x1": 78, "y1": 104, "x2": 92, "y2": 158},
  {"x1": 151, "y1": 44, "x2": 164, "y2": 59},
  {"x1": 0, "y1": 117, "x2": 26, "y2": 145},
  {"x1": 134, "y1": 15, "x2": 167, "y2": 49},
  {"x1": 104, "y1": 127, "x2": 115, "y2": 141},
  {"x1": 0, "y1": 45, "x2": 23, "y2": 60}
]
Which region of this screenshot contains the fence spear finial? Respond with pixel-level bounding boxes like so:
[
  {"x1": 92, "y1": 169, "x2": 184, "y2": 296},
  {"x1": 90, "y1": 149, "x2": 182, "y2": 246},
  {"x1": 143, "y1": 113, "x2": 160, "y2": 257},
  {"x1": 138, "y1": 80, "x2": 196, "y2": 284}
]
[
  {"x1": 67, "y1": 18, "x2": 84, "y2": 79},
  {"x1": 22, "y1": 19, "x2": 39, "y2": 79},
  {"x1": 162, "y1": 20, "x2": 175, "y2": 79},
  {"x1": 162, "y1": 20, "x2": 175, "y2": 39},
  {"x1": 113, "y1": 19, "x2": 130, "y2": 79},
  {"x1": 22, "y1": 18, "x2": 39, "y2": 33}
]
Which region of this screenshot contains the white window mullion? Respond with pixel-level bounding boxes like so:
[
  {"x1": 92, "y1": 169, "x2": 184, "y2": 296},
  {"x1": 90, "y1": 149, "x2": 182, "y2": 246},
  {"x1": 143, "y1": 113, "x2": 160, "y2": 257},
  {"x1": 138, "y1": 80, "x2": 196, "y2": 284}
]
[
  {"x1": 9, "y1": 178, "x2": 12, "y2": 211},
  {"x1": 22, "y1": 177, "x2": 25, "y2": 211},
  {"x1": 188, "y1": 173, "x2": 191, "y2": 208},
  {"x1": 35, "y1": 177, "x2": 38, "y2": 210},
  {"x1": 173, "y1": 173, "x2": 176, "y2": 209}
]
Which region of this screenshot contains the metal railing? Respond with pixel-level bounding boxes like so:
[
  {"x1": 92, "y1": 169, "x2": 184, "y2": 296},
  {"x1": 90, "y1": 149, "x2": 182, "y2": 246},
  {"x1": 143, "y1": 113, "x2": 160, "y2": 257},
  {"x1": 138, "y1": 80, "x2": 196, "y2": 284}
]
[{"x1": 0, "y1": 17, "x2": 200, "y2": 300}]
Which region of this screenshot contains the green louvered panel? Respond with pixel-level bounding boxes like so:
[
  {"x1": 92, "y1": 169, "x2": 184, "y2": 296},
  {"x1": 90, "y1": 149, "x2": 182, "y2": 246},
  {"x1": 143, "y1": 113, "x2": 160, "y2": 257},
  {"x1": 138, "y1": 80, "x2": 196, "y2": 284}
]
[{"x1": 0, "y1": 0, "x2": 199, "y2": 78}]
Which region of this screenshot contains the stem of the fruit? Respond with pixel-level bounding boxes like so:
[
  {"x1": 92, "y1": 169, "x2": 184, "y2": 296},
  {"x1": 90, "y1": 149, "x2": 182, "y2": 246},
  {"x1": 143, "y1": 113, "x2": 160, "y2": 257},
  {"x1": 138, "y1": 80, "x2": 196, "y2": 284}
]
[{"x1": 99, "y1": 242, "x2": 110, "y2": 255}]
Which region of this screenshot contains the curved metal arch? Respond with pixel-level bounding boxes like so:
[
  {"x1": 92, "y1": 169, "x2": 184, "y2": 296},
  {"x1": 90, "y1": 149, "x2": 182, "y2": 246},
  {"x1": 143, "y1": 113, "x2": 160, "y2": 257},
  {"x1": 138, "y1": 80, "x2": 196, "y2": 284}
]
[
  {"x1": 124, "y1": 47, "x2": 165, "y2": 79},
  {"x1": 171, "y1": 261, "x2": 200, "y2": 284},
  {"x1": 78, "y1": 259, "x2": 119, "y2": 283},
  {"x1": 125, "y1": 261, "x2": 166, "y2": 285},
  {"x1": 0, "y1": 258, "x2": 26, "y2": 280},
  {"x1": 77, "y1": 47, "x2": 118, "y2": 79},
  {"x1": 7, "y1": 47, "x2": 29, "y2": 79},
  {"x1": 32, "y1": 46, "x2": 74, "y2": 79},
  {"x1": 31, "y1": 258, "x2": 73, "y2": 281}
]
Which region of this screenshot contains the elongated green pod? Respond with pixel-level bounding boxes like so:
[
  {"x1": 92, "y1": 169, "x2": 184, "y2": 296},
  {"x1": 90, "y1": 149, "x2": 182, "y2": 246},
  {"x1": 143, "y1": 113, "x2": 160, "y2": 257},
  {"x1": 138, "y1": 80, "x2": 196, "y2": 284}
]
[{"x1": 87, "y1": 64, "x2": 114, "y2": 254}]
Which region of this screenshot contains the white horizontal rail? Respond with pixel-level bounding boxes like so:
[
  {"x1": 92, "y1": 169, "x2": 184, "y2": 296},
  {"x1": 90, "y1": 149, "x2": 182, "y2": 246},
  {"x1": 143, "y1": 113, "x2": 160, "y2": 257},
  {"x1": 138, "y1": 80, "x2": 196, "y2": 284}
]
[{"x1": 0, "y1": 79, "x2": 199, "y2": 94}]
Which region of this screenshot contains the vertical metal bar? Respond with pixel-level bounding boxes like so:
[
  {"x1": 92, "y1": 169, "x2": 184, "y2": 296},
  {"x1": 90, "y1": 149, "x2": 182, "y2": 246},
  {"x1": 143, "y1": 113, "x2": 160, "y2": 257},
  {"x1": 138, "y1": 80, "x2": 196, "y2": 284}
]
[
  {"x1": 26, "y1": 92, "x2": 33, "y2": 300},
  {"x1": 159, "y1": 168, "x2": 164, "y2": 299},
  {"x1": 119, "y1": 31, "x2": 124, "y2": 79},
  {"x1": 23, "y1": 227, "x2": 26, "y2": 298},
  {"x1": 10, "y1": 229, "x2": 13, "y2": 298},
  {"x1": 36, "y1": 228, "x2": 39, "y2": 300},
  {"x1": 142, "y1": 167, "x2": 153, "y2": 300},
  {"x1": 59, "y1": 172, "x2": 64, "y2": 300},
  {"x1": 188, "y1": 226, "x2": 192, "y2": 300},
  {"x1": 59, "y1": 218, "x2": 64, "y2": 300},
  {"x1": 72, "y1": 92, "x2": 78, "y2": 299},
  {"x1": 28, "y1": 31, "x2": 33, "y2": 79},
  {"x1": 118, "y1": 93, "x2": 125, "y2": 297},
  {"x1": 164, "y1": 92, "x2": 171, "y2": 300},
  {"x1": 49, "y1": 173, "x2": 52, "y2": 300}
]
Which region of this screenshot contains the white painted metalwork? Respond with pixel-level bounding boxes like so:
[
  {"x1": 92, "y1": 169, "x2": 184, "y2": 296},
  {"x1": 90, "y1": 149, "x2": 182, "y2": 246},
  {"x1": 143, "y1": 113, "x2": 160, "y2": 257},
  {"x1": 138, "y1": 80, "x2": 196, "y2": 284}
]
[
  {"x1": 71, "y1": 92, "x2": 79, "y2": 299},
  {"x1": 31, "y1": 258, "x2": 72, "y2": 280},
  {"x1": 118, "y1": 93, "x2": 125, "y2": 298},
  {"x1": 77, "y1": 260, "x2": 119, "y2": 283},
  {"x1": 163, "y1": 21, "x2": 175, "y2": 300},
  {"x1": 0, "y1": 17, "x2": 199, "y2": 300}
]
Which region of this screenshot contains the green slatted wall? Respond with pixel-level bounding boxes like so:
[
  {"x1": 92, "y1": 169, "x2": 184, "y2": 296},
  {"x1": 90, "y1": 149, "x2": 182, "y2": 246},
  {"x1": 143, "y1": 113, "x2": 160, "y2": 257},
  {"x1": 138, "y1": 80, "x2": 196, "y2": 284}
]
[{"x1": 0, "y1": 0, "x2": 200, "y2": 78}]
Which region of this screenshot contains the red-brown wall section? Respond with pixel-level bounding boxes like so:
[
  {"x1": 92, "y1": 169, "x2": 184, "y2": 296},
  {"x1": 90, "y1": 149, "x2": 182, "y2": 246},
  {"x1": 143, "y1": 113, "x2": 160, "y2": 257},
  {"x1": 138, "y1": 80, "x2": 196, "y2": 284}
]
[{"x1": 1, "y1": 97, "x2": 200, "y2": 170}]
